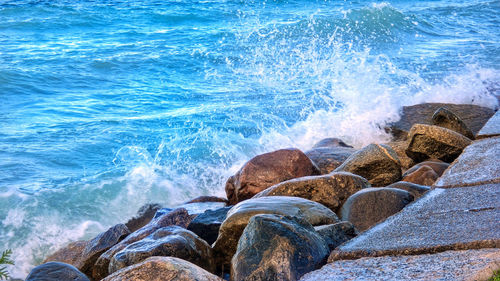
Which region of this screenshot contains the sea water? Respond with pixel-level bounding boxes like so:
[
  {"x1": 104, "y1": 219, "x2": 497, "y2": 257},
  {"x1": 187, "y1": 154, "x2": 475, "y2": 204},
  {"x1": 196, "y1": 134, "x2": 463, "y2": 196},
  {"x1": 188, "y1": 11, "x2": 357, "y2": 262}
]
[{"x1": 0, "y1": 0, "x2": 498, "y2": 277}]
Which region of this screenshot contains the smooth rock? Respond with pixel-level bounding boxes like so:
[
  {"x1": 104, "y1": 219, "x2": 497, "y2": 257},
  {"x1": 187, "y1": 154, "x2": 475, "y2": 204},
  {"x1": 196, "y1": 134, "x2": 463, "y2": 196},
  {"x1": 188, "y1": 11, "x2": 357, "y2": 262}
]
[
  {"x1": 26, "y1": 262, "x2": 90, "y2": 281},
  {"x1": 405, "y1": 124, "x2": 472, "y2": 163},
  {"x1": 187, "y1": 206, "x2": 232, "y2": 245},
  {"x1": 334, "y1": 144, "x2": 402, "y2": 187},
  {"x1": 301, "y1": 249, "x2": 500, "y2": 281},
  {"x1": 386, "y1": 181, "x2": 430, "y2": 198},
  {"x1": 432, "y1": 107, "x2": 475, "y2": 139},
  {"x1": 212, "y1": 196, "x2": 339, "y2": 268},
  {"x1": 384, "y1": 141, "x2": 416, "y2": 171},
  {"x1": 401, "y1": 165, "x2": 439, "y2": 186},
  {"x1": 312, "y1": 138, "x2": 353, "y2": 148},
  {"x1": 225, "y1": 148, "x2": 320, "y2": 205},
  {"x1": 231, "y1": 214, "x2": 329, "y2": 281},
  {"x1": 477, "y1": 110, "x2": 500, "y2": 139},
  {"x1": 341, "y1": 187, "x2": 414, "y2": 232},
  {"x1": 254, "y1": 172, "x2": 369, "y2": 214},
  {"x1": 184, "y1": 196, "x2": 228, "y2": 204},
  {"x1": 102, "y1": 257, "x2": 223, "y2": 281},
  {"x1": 109, "y1": 226, "x2": 215, "y2": 275},
  {"x1": 176, "y1": 202, "x2": 227, "y2": 216},
  {"x1": 314, "y1": 222, "x2": 358, "y2": 251},
  {"x1": 43, "y1": 241, "x2": 88, "y2": 266},
  {"x1": 125, "y1": 203, "x2": 162, "y2": 233},
  {"x1": 305, "y1": 147, "x2": 356, "y2": 174},
  {"x1": 403, "y1": 160, "x2": 449, "y2": 178}
]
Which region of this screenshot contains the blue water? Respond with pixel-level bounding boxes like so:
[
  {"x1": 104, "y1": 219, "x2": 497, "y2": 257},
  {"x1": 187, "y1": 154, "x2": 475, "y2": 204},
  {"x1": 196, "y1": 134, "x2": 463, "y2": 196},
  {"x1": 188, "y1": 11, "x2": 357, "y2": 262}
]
[{"x1": 0, "y1": 0, "x2": 499, "y2": 277}]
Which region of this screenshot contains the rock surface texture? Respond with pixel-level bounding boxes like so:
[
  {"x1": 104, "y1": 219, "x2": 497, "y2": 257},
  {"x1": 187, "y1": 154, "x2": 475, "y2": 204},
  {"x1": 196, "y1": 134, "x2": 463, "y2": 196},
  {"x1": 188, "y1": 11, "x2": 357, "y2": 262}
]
[
  {"x1": 334, "y1": 144, "x2": 402, "y2": 187},
  {"x1": 385, "y1": 181, "x2": 430, "y2": 198},
  {"x1": 43, "y1": 241, "x2": 89, "y2": 266},
  {"x1": 312, "y1": 138, "x2": 353, "y2": 148},
  {"x1": 401, "y1": 165, "x2": 439, "y2": 186},
  {"x1": 314, "y1": 222, "x2": 358, "y2": 251},
  {"x1": 187, "y1": 206, "x2": 232, "y2": 245},
  {"x1": 384, "y1": 141, "x2": 416, "y2": 171},
  {"x1": 231, "y1": 214, "x2": 329, "y2": 281},
  {"x1": 254, "y1": 172, "x2": 369, "y2": 213},
  {"x1": 125, "y1": 203, "x2": 163, "y2": 233},
  {"x1": 305, "y1": 147, "x2": 356, "y2": 174},
  {"x1": 26, "y1": 262, "x2": 90, "y2": 281},
  {"x1": 477, "y1": 110, "x2": 500, "y2": 139},
  {"x1": 432, "y1": 107, "x2": 475, "y2": 139},
  {"x1": 225, "y1": 148, "x2": 320, "y2": 205}
]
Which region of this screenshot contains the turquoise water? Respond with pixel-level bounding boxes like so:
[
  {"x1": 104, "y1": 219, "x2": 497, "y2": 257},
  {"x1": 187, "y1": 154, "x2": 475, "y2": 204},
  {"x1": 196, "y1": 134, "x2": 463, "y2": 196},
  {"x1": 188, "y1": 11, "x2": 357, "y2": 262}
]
[{"x1": 0, "y1": 0, "x2": 499, "y2": 277}]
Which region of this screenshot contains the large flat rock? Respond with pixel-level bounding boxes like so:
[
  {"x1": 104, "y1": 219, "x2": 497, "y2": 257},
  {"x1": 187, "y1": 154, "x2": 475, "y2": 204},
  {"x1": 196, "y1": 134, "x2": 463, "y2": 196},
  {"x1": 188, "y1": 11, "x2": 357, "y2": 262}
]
[
  {"x1": 477, "y1": 110, "x2": 500, "y2": 139},
  {"x1": 434, "y1": 137, "x2": 500, "y2": 188},
  {"x1": 301, "y1": 248, "x2": 500, "y2": 281},
  {"x1": 329, "y1": 184, "x2": 500, "y2": 261}
]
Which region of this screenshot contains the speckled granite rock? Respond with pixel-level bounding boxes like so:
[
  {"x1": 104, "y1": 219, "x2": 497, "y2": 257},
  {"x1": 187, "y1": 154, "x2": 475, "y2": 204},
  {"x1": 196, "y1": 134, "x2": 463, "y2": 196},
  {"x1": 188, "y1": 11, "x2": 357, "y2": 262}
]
[
  {"x1": 314, "y1": 222, "x2": 358, "y2": 251},
  {"x1": 432, "y1": 107, "x2": 475, "y2": 139},
  {"x1": 401, "y1": 165, "x2": 439, "y2": 186},
  {"x1": 301, "y1": 248, "x2": 500, "y2": 281},
  {"x1": 305, "y1": 146, "x2": 356, "y2": 174},
  {"x1": 477, "y1": 110, "x2": 500, "y2": 139}
]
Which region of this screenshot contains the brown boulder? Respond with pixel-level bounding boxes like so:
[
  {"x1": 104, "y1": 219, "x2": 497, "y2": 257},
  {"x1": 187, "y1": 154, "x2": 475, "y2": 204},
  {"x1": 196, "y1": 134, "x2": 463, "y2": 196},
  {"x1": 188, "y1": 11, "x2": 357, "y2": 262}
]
[
  {"x1": 225, "y1": 148, "x2": 320, "y2": 205},
  {"x1": 314, "y1": 222, "x2": 358, "y2": 251},
  {"x1": 401, "y1": 165, "x2": 439, "y2": 186},
  {"x1": 125, "y1": 203, "x2": 162, "y2": 233},
  {"x1": 43, "y1": 241, "x2": 88, "y2": 266},
  {"x1": 184, "y1": 196, "x2": 228, "y2": 204},
  {"x1": 334, "y1": 144, "x2": 402, "y2": 187},
  {"x1": 312, "y1": 138, "x2": 353, "y2": 148},
  {"x1": 432, "y1": 107, "x2": 475, "y2": 139},
  {"x1": 305, "y1": 147, "x2": 356, "y2": 174},
  {"x1": 385, "y1": 181, "x2": 430, "y2": 198},
  {"x1": 405, "y1": 124, "x2": 472, "y2": 163},
  {"x1": 403, "y1": 160, "x2": 449, "y2": 178},
  {"x1": 384, "y1": 141, "x2": 416, "y2": 171},
  {"x1": 254, "y1": 172, "x2": 370, "y2": 214}
]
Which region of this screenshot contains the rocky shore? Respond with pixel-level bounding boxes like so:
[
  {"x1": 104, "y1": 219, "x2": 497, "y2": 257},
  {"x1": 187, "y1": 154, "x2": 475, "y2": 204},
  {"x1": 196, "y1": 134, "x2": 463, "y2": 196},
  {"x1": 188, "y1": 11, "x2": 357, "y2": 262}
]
[{"x1": 24, "y1": 102, "x2": 500, "y2": 281}]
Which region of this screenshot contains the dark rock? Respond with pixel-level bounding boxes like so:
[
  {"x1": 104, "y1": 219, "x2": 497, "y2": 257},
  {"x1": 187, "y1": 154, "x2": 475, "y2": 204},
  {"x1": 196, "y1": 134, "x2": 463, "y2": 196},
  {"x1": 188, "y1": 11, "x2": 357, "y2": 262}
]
[
  {"x1": 403, "y1": 160, "x2": 449, "y2": 178},
  {"x1": 184, "y1": 196, "x2": 228, "y2": 204},
  {"x1": 176, "y1": 202, "x2": 227, "y2": 216},
  {"x1": 225, "y1": 148, "x2": 320, "y2": 205},
  {"x1": 432, "y1": 107, "x2": 475, "y2": 139},
  {"x1": 314, "y1": 222, "x2": 358, "y2": 251},
  {"x1": 212, "y1": 196, "x2": 339, "y2": 269},
  {"x1": 388, "y1": 103, "x2": 494, "y2": 141},
  {"x1": 334, "y1": 144, "x2": 402, "y2": 187},
  {"x1": 187, "y1": 206, "x2": 232, "y2": 245},
  {"x1": 43, "y1": 241, "x2": 88, "y2": 266},
  {"x1": 26, "y1": 262, "x2": 90, "y2": 281},
  {"x1": 125, "y1": 203, "x2": 162, "y2": 232},
  {"x1": 109, "y1": 226, "x2": 215, "y2": 275},
  {"x1": 384, "y1": 141, "x2": 416, "y2": 171},
  {"x1": 312, "y1": 138, "x2": 353, "y2": 148},
  {"x1": 341, "y1": 188, "x2": 414, "y2": 232},
  {"x1": 92, "y1": 208, "x2": 192, "y2": 280},
  {"x1": 405, "y1": 124, "x2": 472, "y2": 163},
  {"x1": 254, "y1": 172, "x2": 370, "y2": 214},
  {"x1": 102, "y1": 256, "x2": 223, "y2": 281},
  {"x1": 385, "y1": 181, "x2": 430, "y2": 198},
  {"x1": 231, "y1": 214, "x2": 329, "y2": 281},
  {"x1": 401, "y1": 165, "x2": 439, "y2": 186},
  {"x1": 305, "y1": 147, "x2": 356, "y2": 174},
  {"x1": 477, "y1": 110, "x2": 500, "y2": 139}
]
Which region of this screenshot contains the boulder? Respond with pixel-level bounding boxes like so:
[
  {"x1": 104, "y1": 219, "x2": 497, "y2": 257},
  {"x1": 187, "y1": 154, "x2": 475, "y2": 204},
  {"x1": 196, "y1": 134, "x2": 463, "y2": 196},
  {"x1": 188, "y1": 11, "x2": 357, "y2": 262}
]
[
  {"x1": 405, "y1": 124, "x2": 472, "y2": 163},
  {"x1": 231, "y1": 214, "x2": 329, "y2": 281},
  {"x1": 26, "y1": 262, "x2": 90, "y2": 281},
  {"x1": 432, "y1": 107, "x2": 475, "y2": 139},
  {"x1": 384, "y1": 141, "x2": 416, "y2": 171},
  {"x1": 341, "y1": 188, "x2": 414, "y2": 232},
  {"x1": 312, "y1": 138, "x2": 353, "y2": 148},
  {"x1": 125, "y1": 203, "x2": 162, "y2": 232},
  {"x1": 225, "y1": 148, "x2": 320, "y2": 205},
  {"x1": 334, "y1": 144, "x2": 402, "y2": 187},
  {"x1": 212, "y1": 196, "x2": 339, "y2": 268},
  {"x1": 109, "y1": 226, "x2": 215, "y2": 275},
  {"x1": 385, "y1": 181, "x2": 430, "y2": 198},
  {"x1": 254, "y1": 172, "x2": 369, "y2": 214},
  {"x1": 184, "y1": 196, "x2": 228, "y2": 204},
  {"x1": 403, "y1": 160, "x2": 449, "y2": 178},
  {"x1": 102, "y1": 257, "x2": 223, "y2": 281},
  {"x1": 401, "y1": 165, "x2": 439, "y2": 186},
  {"x1": 92, "y1": 208, "x2": 192, "y2": 280},
  {"x1": 305, "y1": 147, "x2": 356, "y2": 174},
  {"x1": 314, "y1": 222, "x2": 359, "y2": 251},
  {"x1": 187, "y1": 206, "x2": 232, "y2": 245},
  {"x1": 43, "y1": 241, "x2": 88, "y2": 266},
  {"x1": 176, "y1": 202, "x2": 227, "y2": 216}
]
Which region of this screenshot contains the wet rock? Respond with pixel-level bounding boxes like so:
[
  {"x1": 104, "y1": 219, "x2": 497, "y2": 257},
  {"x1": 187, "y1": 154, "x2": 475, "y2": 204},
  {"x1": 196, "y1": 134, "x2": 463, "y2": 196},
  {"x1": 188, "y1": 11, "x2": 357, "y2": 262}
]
[
  {"x1": 314, "y1": 222, "x2": 358, "y2": 251},
  {"x1": 231, "y1": 214, "x2": 329, "y2": 281},
  {"x1": 26, "y1": 262, "x2": 90, "y2": 281},
  {"x1": 109, "y1": 226, "x2": 215, "y2": 275},
  {"x1": 102, "y1": 256, "x2": 223, "y2": 281},
  {"x1": 176, "y1": 202, "x2": 227, "y2": 216},
  {"x1": 384, "y1": 141, "x2": 416, "y2": 171},
  {"x1": 225, "y1": 148, "x2": 320, "y2": 205},
  {"x1": 386, "y1": 181, "x2": 430, "y2": 198},
  {"x1": 312, "y1": 138, "x2": 353, "y2": 148},
  {"x1": 187, "y1": 206, "x2": 232, "y2": 245},
  {"x1": 341, "y1": 188, "x2": 414, "y2": 232},
  {"x1": 405, "y1": 124, "x2": 472, "y2": 163},
  {"x1": 184, "y1": 196, "x2": 228, "y2": 204},
  {"x1": 305, "y1": 147, "x2": 356, "y2": 174},
  {"x1": 334, "y1": 144, "x2": 402, "y2": 187},
  {"x1": 254, "y1": 172, "x2": 369, "y2": 214},
  {"x1": 92, "y1": 208, "x2": 192, "y2": 280},
  {"x1": 125, "y1": 203, "x2": 162, "y2": 232},
  {"x1": 403, "y1": 160, "x2": 449, "y2": 178},
  {"x1": 432, "y1": 107, "x2": 475, "y2": 139},
  {"x1": 401, "y1": 165, "x2": 439, "y2": 186},
  {"x1": 43, "y1": 241, "x2": 88, "y2": 266},
  {"x1": 212, "y1": 196, "x2": 339, "y2": 268}
]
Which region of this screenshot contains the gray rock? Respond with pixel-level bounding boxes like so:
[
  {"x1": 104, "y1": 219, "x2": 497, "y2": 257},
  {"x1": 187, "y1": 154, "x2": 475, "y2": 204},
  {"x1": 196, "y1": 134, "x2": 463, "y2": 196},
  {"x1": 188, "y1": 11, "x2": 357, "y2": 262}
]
[
  {"x1": 341, "y1": 188, "x2": 414, "y2": 232},
  {"x1": 102, "y1": 256, "x2": 223, "y2": 281},
  {"x1": 386, "y1": 181, "x2": 430, "y2": 198},
  {"x1": 329, "y1": 184, "x2": 500, "y2": 261},
  {"x1": 125, "y1": 203, "x2": 162, "y2": 233},
  {"x1": 314, "y1": 222, "x2": 358, "y2": 251},
  {"x1": 109, "y1": 226, "x2": 215, "y2": 275},
  {"x1": 301, "y1": 249, "x2": 500, "y2": 281},
  {"x1": 477, "y1": 110, "x2": 500, "y2": 139},
  {"x1": 231, "y1": 214, "x2": 329, "y2": 281},
  {"x1": 334, "y1": 144, "x2": 402, "y2": 187},
  {"x1": 254, "y1": 172, "x2": 369, "y2": 214},
  {"x1": 187, "y1": 206, "x2": 232, "y2": 245},
  {"x1": 26, "y1": 262, "x2": 90, "y2": 281},
  {"x1": 212, "y1": 196, "x2": 339, "y2": 269},
  {"x1": 305, "y1": 147, "x2": 356, "y2": 174},
  {"x1": 225, "y1": 148, "x2": 320, "y2": 205},
  {"x1": 405, "y1": 124, "x2": 472, "y2": 163},
  {"x1": 403, "y1": 160, "x2": 449, "y2": 178},
  {"x1": 401, "y1": 165, "x2": 439, "y2": 186},
  {"x1": 432, "y1": 107, "x2": 475, "y2": 139},
  {"x1": 312, "y1": 138, "x2": 353, "y2": 148}
]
